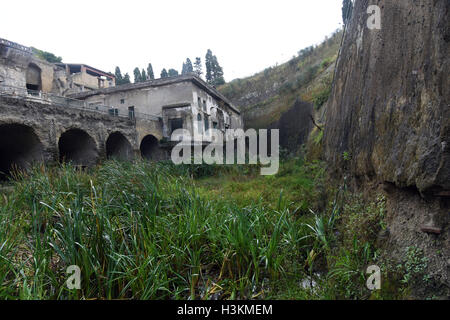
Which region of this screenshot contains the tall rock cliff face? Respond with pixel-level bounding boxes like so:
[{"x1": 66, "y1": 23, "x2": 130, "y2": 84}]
[
  {"x1": 325, "y1": 0, "x2": 449, "y2": 192},
  {"x1": 324, "y1": 0, "x2": 449, "y2": 296}
]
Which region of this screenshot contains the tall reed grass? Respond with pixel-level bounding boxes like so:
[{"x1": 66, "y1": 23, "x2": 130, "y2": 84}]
[{"x1": 0, "y1": 161, "x2": 318, "y2": 299}]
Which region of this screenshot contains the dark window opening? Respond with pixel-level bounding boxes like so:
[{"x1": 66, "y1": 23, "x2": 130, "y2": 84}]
[
  {"x1": 204, "y1": 117, "x2": 209, "y2": 132},
  {"x1": 26, "y1": 63, "x2": 42, "y2": 94},
  {"x1": 26, "y1": 84, "x2": 40, "y2": 95},
  {"x1": 169, "y1": 118, "x2": 183, "y2": 133},
  {"x1": 69, "y1": 65, "x2": 82, "y2": 74},
  {"x1": 109, "y1": 108, "x2": 119, "y2": 116},
  {"x1": 128, "y1": 106, "x2": 135, "y2": 120}
]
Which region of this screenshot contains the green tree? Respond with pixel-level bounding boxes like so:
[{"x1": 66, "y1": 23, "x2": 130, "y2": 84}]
[
  {"x1": 133, "y1": 67, "x2": 142, "y2": 83},
  {"x1": 212, "y1": 55, "x2": 224, "y2": 85},
  {"x1": 342, "y1": 0, "x2": 353, "y2": 25},
  {"x1": 123, "y1": 73, "x2": 131, "y2": 84},
  {"x1": 160, "y1": 68, "x2": 168, "y2": 78},
  {"x1": 115, "y1": 66, "x2": 124, "y2": 85},
  {"x1": 31, "y1": 47, "x2": 62, "y2": 63},
  {"x1": 205, "y1": 49, "x2": 225, "y2": 86},
  {"x1": 141, "y1": 69, "x2": 147, "y2": 81},
  {"x1": 168, "y1": 69, "x2": 179, "y2": 77},
  {"x1": 182, "y1": 58, "x2": 193, "y2": 75},
  {"x1": 205, "y1": 49, "x2": 214, "y2": 84},
  {"x1": 194, "y1": 57, "x2": 202, "y2": 77},
  {"x1": 147, "y1": 63, "x2": 155, "y2": 80}
]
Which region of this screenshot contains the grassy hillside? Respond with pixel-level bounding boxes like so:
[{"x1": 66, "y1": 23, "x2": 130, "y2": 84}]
[{"x1": 219, "y1": 30, "x2": 343, "y2": 130}]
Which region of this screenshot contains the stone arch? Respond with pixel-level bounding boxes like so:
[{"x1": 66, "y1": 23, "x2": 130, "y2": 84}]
[
  {"x1": 58, "y1": 128, "x2": 98, "y2": 167},
  {"x1": 26, "y1": 63, "x2": 42, "y2": 92},
  {"x1": 140, "y1": 135, "x2": 165, "y2": 161},
  {"x1": 106, "y1": 131, "x2": 133, "y2": 160},
  {"x1": 0, "y1": 123, "x2": 43, "y2": 180}
]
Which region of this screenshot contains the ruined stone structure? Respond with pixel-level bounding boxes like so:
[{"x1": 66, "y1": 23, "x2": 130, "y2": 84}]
[
  {"x1": 0, "y1": 38, "x2": 116, "y2": 96},
  {"x1": 0, "y1": 94, "x2": 136, "y2": 178},
  {"x1": 70, "y1": 75, "x2": 243, "y2": 151},
  {"x1": 55, "y1": 63, "x2": 116, "y2": 95},
  {"x1": 0, "y1": 38, "x2": 57, "y2": 93},
  {"x1": 0, "y1": 37, "x2": 242, "y2": 178}
]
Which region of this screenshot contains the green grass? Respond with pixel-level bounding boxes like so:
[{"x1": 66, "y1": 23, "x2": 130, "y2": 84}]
[
  {"x1": 0, "y1": 160, "x2": 326, "y2": 299},
  {"x1": 0, "y1": 159, "x2": 413, "y2": 300}
]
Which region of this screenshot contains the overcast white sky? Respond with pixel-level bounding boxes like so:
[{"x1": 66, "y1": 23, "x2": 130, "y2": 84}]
[{"x1": 1, "y1": 0, "x2": 343, "y2": 81}]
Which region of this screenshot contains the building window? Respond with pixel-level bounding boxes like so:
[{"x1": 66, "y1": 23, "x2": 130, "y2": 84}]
[
  {"x1": 197, "y1": 97, "x2": 202, "y2": 109},
  {"x1": 204, "y1": 116, "x2": 209, "y2": 132},
  {"x1": 203, "y1": 100, "x2": 207, "y2": 112},
  {"x1": 109, "y1": 108, "x2": 119, "y2": 117},
  {"x1": 213, "y1": 121, "x2": 218, "y2": 129},
  {"x1": 128, "y1": 106, "x2": 135, "y2": 120},
  {"x1": 169, "y1": 118, "x2": 183, "y2": 134},
  {"x1": 197, "y1": 113, "x2": 202, "y2": 134},
  {"x1": 120, "y1": 99, "x2": 125, "y2": 104}
]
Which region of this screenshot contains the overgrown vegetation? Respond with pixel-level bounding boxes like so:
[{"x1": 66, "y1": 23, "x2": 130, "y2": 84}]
[
  {"x1": 31, "y1": 47, "x2": 62, "y2": 63},
  {"x1": 0, "y1": 156, "x2": 423, "y2": 300}
]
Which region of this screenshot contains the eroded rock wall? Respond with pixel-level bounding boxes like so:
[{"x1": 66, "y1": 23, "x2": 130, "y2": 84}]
[
  {"x1": 324, "y1": 0, "x2": 449, "y2": 297},
  {"x1": 325, "y1": 0, "x2": 449, "y2": 193}
]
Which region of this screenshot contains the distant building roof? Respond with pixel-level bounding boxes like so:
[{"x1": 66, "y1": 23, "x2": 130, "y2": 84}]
[
  {"x1": 55, "y1": 63, "x2": 115, "y2": 79},
  {"x1": 69, "y1": 74, "x2": 240, "y2": 114}
]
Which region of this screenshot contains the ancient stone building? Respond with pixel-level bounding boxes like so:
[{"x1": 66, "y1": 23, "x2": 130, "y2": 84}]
[
  {"x1": 0, "y1": 38, "x2": 115, "y2": 96},
  {"x1": 0, "y1": 37, "x2": 242, "y2": 177},
  {"x1": 70, "y1": 75, "x2": 243, "y2": 147},
  {"x1": 55, "y1": 63, "x2": 116, "y2": 95},
  {"x1": 0, "y1": 38, "x2": 57, "y2": 93}
]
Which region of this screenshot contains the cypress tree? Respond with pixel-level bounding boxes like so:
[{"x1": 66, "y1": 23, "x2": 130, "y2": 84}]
[
  {"x1": 205, "y1": 49, "x2": 225, "y2": 85},
  {"x1": 147, "y1": 63, "x2": 155, "y2": 80},
  {"x1": 114, "y1": 66, "x2": 123, "y2": 85},
  {"x1": 212, "y1": 55, "x2": 225, "y2": 86},
  {"x1": 168, "y1": 69, "x2": 179, "y2": 77},
  {"x1": 183, "y1": 58, "x2": 193, "y2": 74},
  {"x1": 133, "y1": 67, "x2": 142, "y2": 83},
  {"x1": 205, "y1": 49, "x2": 214, "y2": 84},
  {"x1": 123, "y1": 73, "x2": 131, "y2": 84}
]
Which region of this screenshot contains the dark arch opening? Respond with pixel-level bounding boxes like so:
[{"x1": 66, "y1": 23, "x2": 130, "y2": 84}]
[
  {"x1": 140, "y1": 135, "x2": 164, "y2": 161},
  {"x1": 0, "y1": 123, "x2": 43, "y2": 180},
  {"x1": 26, "y1": 63, "x2": 42, "y2": 92},
  {"x1": 58, "y1": 129, "x2": 98, "y2": 167},
  {"x1": 106, "y1": 132, "x2": 133, "y2": 161}
]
